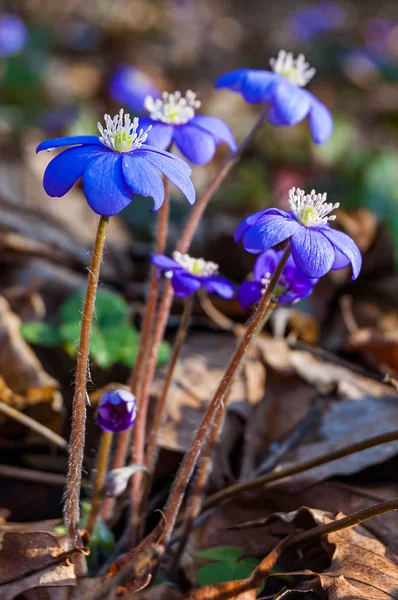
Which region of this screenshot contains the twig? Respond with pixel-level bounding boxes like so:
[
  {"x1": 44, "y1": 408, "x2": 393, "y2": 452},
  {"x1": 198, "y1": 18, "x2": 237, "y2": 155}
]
[
  {"x1": 0, "y1": 464, "x2": 68, "y2": 487},
  {"x1": 86, "y1": 431, "x2": 113, "y2": 537},
  {"x1": 0, "y1": 400, "x2": 68, "y2": 450},
  {"x1": 202, "y1": 428, "x2": 398, "y2": 511},
  {"x1": 65, "y1": 215, "x2": 108, "y2": 548},
  {"x1": 160, "y1": 247, "x2": 291, "y2": 546},
  {"x1": 102, "y1": 184, "x2": 170, "y2": 524}
]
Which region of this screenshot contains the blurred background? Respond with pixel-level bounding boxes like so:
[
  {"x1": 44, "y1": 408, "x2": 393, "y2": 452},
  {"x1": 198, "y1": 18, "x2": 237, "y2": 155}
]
[{"x1": 0, "y1": 0, "x2": 397, "y2": 519}]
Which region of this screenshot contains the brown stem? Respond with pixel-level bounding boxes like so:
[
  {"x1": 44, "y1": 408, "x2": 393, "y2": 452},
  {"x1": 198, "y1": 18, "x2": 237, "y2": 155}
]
[
  {"x1": 126, "y1": 108, "x2": 268, "y2": 539},
  {"x1": 102, "y1": 185, "x2": 170, "y2": 523},
  {"x1": 161, "y1": 246, "x2": 291, "y2": 545},
  {"x1": 291, "y1": 497, "x2": 398, "y2": 545},
  {"x1": 85, "y1": 431, "x2": 113, "y2": 537},
  {"x1": 64, "y1": 215, "x2": 108, "y2": 548},
  {"x1": 202, "y1": 428, "x2": 398, "y2": 512},
  {"x1": 0, "y1": 400, "x2": 68, "y2": 450},
  {"x1": 173, "y1": 304, "x2": 274, "y2": 567}
]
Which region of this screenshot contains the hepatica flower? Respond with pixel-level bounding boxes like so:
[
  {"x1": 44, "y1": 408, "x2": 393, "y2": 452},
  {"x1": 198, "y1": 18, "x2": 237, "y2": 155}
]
[
  {"x1": 235, "y1": 187, "x2": 362, "y2": 280},
  {"x1": 139, "y1": 90, "x2": 236, "y2": 164},
  {"x1": 109, "y1": 66, "x2": 160, "y2": 112},
  {"x1": 152, "y1": 251, "x2": 234, "y2": 299},
  {"x1": 96, "y1": 388, "x2": 136, "y2": 433},
  {"x1": 0, "y1": 14, "x2": 28, "y2": 57},
  {"x1": 36, "y1": 109, "x2": 195, "y2": 216},
  {"x1": 238, "y1": 249, "x2": 316, "y2": 309},
  {"x1": 216, "y1": 50, "x2": 333, "y2": 144}
]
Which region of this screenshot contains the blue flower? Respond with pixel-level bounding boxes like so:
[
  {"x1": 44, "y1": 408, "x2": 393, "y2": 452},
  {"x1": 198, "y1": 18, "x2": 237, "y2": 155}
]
[
  {"x1": 216, "y1": 50, "x2": 333, "y2": 145},
  {"x1": 138, "y1": 90, "x2": 237, "y2": 165},
  {"x1": 152, "y1": 251, "x2": 235, "y2": 299},
  {"x1": 36, "y1": 109, "x2": 195, "y2": 217},
  {"x1": 235, "y1": 187, "x2": 362, "y2": 280},
  {"x1": 109, "y1": 66, "x2": 160, "y2": 112},
  {"x1": 96, "y1": 388, "x2": 136, "y2": 433},
  {"x1": 238, "y1": 249, "x2": 316, "y2": 309},
  {"x1": 0, "y1": 15, "x2": 28, "y2": 57},
  {"x1": 289, "y1": 2, "x2": 344, "y2": 42}
]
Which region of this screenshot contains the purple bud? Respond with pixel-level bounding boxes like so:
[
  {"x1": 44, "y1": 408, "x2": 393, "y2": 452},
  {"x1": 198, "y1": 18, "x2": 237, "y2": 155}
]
[{"x1": 96, "y1": 389, "x2": 136, "y2": 433}]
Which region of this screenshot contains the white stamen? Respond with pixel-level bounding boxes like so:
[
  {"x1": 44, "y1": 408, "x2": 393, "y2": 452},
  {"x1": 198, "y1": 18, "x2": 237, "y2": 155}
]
[
  {"x1": 144, "y1": 90, "x2": 201, "y2": 125},
  {"x1": 97, "y1": 108, "x2": 152, "y2": 152},
  {"x1": 289, "y1": 187, "x2": 339, "y2": 227},
  {"x1": 172, "y1": 251, "x2": 218, "y2": 277},
  {"x1": 270, "y1": 50, "x2": 315, "y2": 87}
]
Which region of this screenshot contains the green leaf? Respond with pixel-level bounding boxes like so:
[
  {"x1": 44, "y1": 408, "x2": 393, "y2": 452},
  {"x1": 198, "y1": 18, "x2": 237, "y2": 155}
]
[
  {"x1": 157, "y1": 339, "x2": 171, "y2": 365},
  {"x1": 60, "y1": 289, "x2": 128, "y2": 326},
  {"x1": 194, "y1": 546, "x2": 243, "y2": 562},
  {"x1": 20, "y1": 322, "x2": 61, "y2": 346},
  {"x1": 197, "y1": 561, "x2": 255, "y2": 587},
  {"x1": 80, "y1": 502, "x2": 115, "y2": 571}
]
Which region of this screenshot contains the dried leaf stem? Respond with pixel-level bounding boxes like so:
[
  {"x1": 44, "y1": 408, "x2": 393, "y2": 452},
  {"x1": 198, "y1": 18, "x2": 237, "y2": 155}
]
[
  {"x1": 65, "y1": 215, "x2": 108, "y2": 548},
  {"x1": 86, "y1": 430, "x2": 113, "y2": 537},
  {"x1": 202, "y1": 428, "x2": 398, "y2": 512}
]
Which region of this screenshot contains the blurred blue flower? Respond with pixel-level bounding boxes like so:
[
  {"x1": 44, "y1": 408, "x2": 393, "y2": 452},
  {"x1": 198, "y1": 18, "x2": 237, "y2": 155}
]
[
  {"x1": 109, "y1": 66, "x2": 160, "y2": 112},
  {"x1": 235, "y1": 187, "x2": 361, "y2": 279},
  {"x1": 289, "y1": 2, "x2": 344, "y2": 42},
  {"x1": 0, "y1": 15, "x2": 28, "y2": 57},
  {"x1": 96, "y1": 388, "x2": 136, "y2": 433},
  {"x1": 36, "y1": 109, "x2": 195, "y2": 217},
  {"x1": 238, "y1": 249, "x2": 316, "y2": 309},
  {"x1": 139, "y1": 90, "x2": 237, "y2": 165},
  {"x1": 216, "y1": 50, "x2": 333, "y2": 144},
  {"x1": 152, "y1": 251, "x2": 235, "y2": 299}
]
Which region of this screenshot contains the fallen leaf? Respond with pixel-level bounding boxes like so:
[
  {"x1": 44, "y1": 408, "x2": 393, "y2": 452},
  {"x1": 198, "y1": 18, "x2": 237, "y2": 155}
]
[{"x1": 0, "y1": 531, "x2": 76, "y2": 599}]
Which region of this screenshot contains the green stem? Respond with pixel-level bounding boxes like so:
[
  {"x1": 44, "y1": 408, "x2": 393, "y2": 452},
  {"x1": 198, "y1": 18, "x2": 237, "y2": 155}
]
[
  {"x1": 160, "y1": 246, "x2": 291, "y2": 546},
  {"x1": 86, "y1": 430, "x2": 113, "y2": 538},
  {"x1": 64, "y1": 215, "x2": 108, "y2": 548},
  {"x1": 202, "y1": 428, "x2": 398, "y2": 512}
]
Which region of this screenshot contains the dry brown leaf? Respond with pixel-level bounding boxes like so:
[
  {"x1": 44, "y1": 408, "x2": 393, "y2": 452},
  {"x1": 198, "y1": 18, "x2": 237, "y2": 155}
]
[
  {"x1": 0, "y1": 531, "x2": 76, "y2": 599},
  {"x1": 152, "y1": 332, "x2": 266, "y2": 453},
  {"x1": 346, "y1": 326, "x2": 398, "y2": 372}
]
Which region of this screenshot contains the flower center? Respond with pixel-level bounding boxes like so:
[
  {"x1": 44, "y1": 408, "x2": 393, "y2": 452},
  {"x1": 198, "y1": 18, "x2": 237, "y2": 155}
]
[
  {"x1": 289, "y1": 187, "x2": 339, "y2": 226},
  {"x1": 270, "y1": 50, "x2": 315, "y2": 87},
  {"x1": 144, "y1": 90, "x2": 201, "y2": 125},
  {"x1": 172, "y1": 251, "x2": 218, "y2": 276},
  {"x1": 97, "y1": 109, "x2": 151, "y2": 152}
]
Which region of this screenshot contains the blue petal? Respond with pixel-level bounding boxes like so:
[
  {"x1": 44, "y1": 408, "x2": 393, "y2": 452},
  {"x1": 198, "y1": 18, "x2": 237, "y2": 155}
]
[
  {"x1": 151, "y1": 254, "x2": 181, "y2": 271},
  {"x1": 109, "y1": 66, "x2": 160, "y2": 111},
  {"x1": 242, "y1": 70, "x2": 279, "y2": 103},
  {"x1": 238, "y1": 281, "x2": 262, "y2": 309},
  {"x1": 140, "y1": 118, "x2": 174, "y2": 151},
  {"x1": 139, "y1": 145, "x2": 192, "y2": 171},
  {"x1": 271, "y1": 80, "x2": 311, "y2": 125},
  {"x1": 242, "y1": 214, "x2": 301, "y2": 254},
  {"x1": 36, "y1": 136, "x2": 103, "y2": 153},
  {"x1": 253, "y1": 250, "x2": 280, "y2": 280},
  {"x1": 173, "y1": 124, "x2": 216, "y2": 165},
  {"x1": 306, "y1": 93, "x2": 334, "y2": 144},
  {"x1": 318, "y1": 227, "x2": 362, "y2": 279},
  {"x1": 291, "y1": 227, "x2": 335, "y2": 278},
  {"x1": 83, "y1": 153, "x2": 133, "y2": 216},
  {"x1": 202, "y1": 276, "x2": 235, "y2": 299},
  {"x1": 136, "y1": 148, "x2": 195, "y2": 205},
  {"x1": 331, "y1": 249, "x2": 351, "y2": 270},
  {"x1": 172, "y1": 271, "x2": 201, "y2": 297},
  {"x1": 43, "y1": 145, "x2": 104, "y2": 197},
  {"x1": 234, "y1": 209, "x2": 288, "y2": 243},
  {"x1": 191, "y1": 116, "x2": 237, "y2": 151},
  {"x1": 216, "y1": 69, "x2": 251, "y2": 91},
  {"x1": 122, "y1": 154, "x2": 164, "y2": 211}
]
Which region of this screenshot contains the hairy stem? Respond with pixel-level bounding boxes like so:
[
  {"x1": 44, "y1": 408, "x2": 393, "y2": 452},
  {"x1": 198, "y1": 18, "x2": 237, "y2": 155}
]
[
  {"x1": 86, "y1": 431, "x2": 113, "y2": 537},
  {"x1": 202, "y1": 428, "x2": 398, "y2": 512},
  {"x1": 173, "y1": 305, "x2": 274, "y2": 567},
  {"x1": 102, "y1": 185, "x2": 170, "y2": 523},
  {"x1": 161, "y1": 246, "x2": 291, "y2": 545},
  {"x1": 126, "y1": 108, "x2": 268, "y2": 538},
  {"x1": 65, "y1": 215, "x2": 108, "y2": 547}
]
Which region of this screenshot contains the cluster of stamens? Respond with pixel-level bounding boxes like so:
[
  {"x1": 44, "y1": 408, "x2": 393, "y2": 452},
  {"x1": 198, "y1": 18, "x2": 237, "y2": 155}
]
[
  {"x1": 172, "y1": 251, "x2": 218, "y2": 277},
  {"x1": 289, "y1": 187, "x2": 339, "y2": 227},
  {"x1": 261, "y1": 272, "x2": 287, "y2": 301},
  {"x1": 270, "y1": 50, "x2": 315, "y2": 87},
  {"x1": 144, "y1": 90, "x2": 201, "y2": 125},
  {"x1": 98, "y1": 109, "x2": 151, "y2": 152}
]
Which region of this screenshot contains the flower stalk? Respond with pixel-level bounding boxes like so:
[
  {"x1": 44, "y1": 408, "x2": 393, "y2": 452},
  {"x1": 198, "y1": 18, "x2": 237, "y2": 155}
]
[
  {"x1": 160, "y1": 245, "x2": 291, "y2": 545},
  {"x1": 65, "y1": 215, "x2": 108, "y2": 547},
  {"x1": 86, "y1": 430, "x2": 113, "y2": 538}
]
